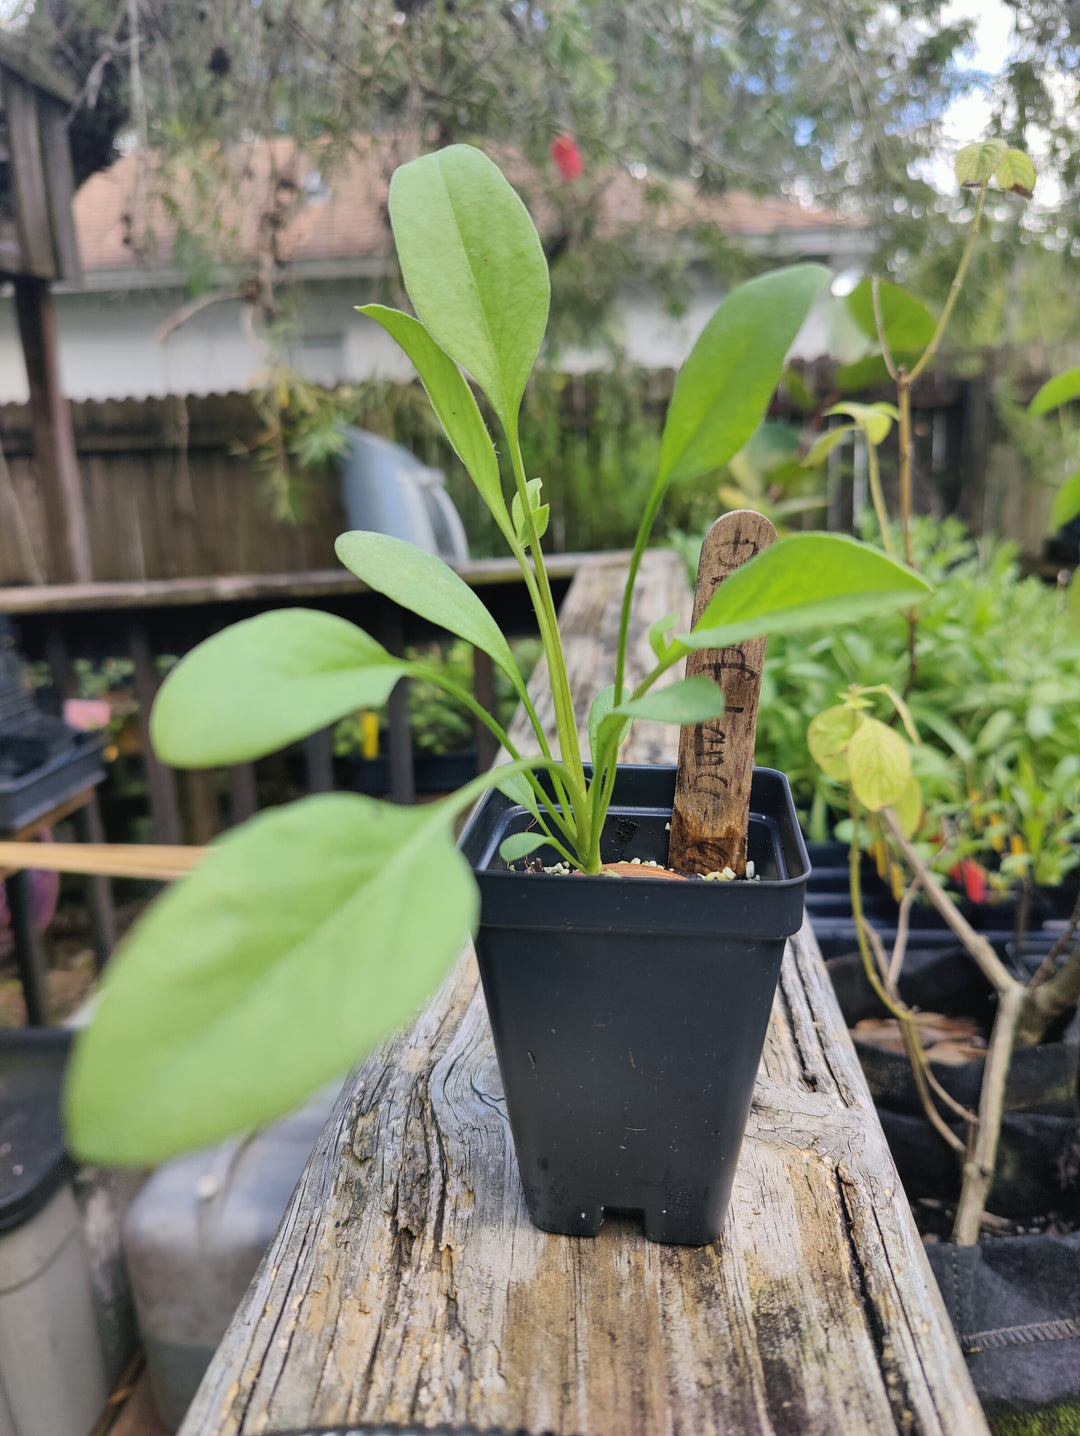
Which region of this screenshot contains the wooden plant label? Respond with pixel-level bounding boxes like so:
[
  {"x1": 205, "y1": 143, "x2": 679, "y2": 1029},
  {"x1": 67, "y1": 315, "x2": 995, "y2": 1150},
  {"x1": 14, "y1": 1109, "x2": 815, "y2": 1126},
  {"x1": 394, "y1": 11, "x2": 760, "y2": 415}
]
[{"x1": 668, "y1": 509, "x2": 777, "y2": 876}]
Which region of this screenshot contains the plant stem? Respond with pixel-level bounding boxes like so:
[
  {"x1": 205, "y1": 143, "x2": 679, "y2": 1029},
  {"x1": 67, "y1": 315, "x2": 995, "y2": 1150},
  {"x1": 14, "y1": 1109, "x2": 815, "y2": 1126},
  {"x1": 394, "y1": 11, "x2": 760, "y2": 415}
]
[
  {"x1": 952, "y1": 983, "x2": 1023, "y2": 1245},
  {"x1": 866, "y1": 440, "x2": 895, "y2": 557},
  {"x1": 847, "y1": 801, "x2": 968, "y2": 1155},
  {"x1": 412, "y1": 668, "x2": 577, "y2": 846},
  {"x1": 907, "y1": 183, "x2": 990, "y2": 385},
  {"x1": 613, "y1": 489, "x2": 666, "y2": 704},
  {"x1": 880, "y1": 809, "x2": 1020, "y2": 997},
  {"x1": 506, "y1": 428, "x2": 590, "y2": 845}
]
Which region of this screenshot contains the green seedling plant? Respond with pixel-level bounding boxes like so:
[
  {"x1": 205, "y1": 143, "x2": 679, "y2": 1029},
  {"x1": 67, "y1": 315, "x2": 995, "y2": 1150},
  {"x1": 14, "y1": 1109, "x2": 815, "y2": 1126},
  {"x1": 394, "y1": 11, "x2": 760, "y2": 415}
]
[
  {"x1": 65, "y1": 145, "x2": 931, "y2": 1166},
  {"x1": 797, "y1": 139, "x2": 1080, "y2": 1245}
]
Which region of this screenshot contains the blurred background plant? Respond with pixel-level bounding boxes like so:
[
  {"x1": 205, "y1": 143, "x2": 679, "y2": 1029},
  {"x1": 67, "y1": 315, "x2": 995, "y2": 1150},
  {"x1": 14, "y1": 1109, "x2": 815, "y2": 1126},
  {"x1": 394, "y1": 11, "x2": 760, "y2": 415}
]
[{"x1": 712, "y1": 515, "x2": 1080, "y2": 900}]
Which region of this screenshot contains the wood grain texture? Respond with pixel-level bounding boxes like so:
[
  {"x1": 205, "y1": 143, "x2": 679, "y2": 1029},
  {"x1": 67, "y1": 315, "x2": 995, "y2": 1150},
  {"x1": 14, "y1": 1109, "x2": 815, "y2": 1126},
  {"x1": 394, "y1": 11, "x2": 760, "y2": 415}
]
[
  {"x1": 180, "y1": 552, "x2": 985, "y2": 1436},
  {"x1": 670, "y1": 510, "x2": 777, "y2": 876}
]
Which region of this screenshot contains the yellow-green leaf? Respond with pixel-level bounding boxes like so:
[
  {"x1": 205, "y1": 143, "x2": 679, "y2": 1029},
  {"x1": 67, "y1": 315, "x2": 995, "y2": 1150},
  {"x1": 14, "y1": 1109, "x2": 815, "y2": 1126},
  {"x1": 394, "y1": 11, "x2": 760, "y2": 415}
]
[
  {"x1": 955, "y1": 138, "x2": 1008, "y2": 188},
  {"x1": 1029, "y1": 368, "x2": 1080, "y2": 417},
  {"x1": 847, "y1": 718, "x2": 912, "y2": 812},
  {"x1": 807, "y1": 704, "x2": 860, "y2": 782},
  {"x1": 995, "y1": 148, "x2": 1036, "y2": 197},
  {"x1": 802, "y1": 424, "x2": 856, "y2": 469},
  {"x1": 892, "y1": 775, "x2": 923, "y2": 839},
  {"x1": 824, "y1": 401, "x2": 898, "y2": 447}
]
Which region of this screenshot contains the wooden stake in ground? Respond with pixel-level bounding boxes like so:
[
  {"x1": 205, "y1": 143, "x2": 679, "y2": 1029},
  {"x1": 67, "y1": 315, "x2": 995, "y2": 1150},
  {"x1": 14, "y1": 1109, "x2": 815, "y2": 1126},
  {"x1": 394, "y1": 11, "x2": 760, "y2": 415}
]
[{"x1": 668, "y1": 510, "x2": 777, "y2": 876}]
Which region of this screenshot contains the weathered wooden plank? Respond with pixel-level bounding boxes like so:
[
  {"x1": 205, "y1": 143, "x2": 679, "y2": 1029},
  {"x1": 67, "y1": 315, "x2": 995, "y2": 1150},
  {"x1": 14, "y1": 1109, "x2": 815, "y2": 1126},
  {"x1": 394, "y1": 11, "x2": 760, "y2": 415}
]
[
  {"x1": 3, "y1": 71, "x2": 55, "y2": 278},
  {"x1": 12, "y1": 276, "x2": 93, "y2": 581},
  {"x1": 0, "y1": 553, "x2": 607, "y2": 612},
  {"x1": 181, "y1": 550, "x2": 985, "y2": 1436},
  {"x1": 37, "y1": 96, "x2": 81, "y2": 282}
]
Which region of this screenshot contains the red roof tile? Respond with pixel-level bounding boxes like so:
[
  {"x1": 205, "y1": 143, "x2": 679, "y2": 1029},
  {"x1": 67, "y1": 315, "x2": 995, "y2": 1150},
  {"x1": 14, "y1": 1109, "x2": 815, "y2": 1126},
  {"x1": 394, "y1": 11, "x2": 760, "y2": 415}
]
[{"x1": 72, "y1": 137, "x2": 850, "y2": 278}]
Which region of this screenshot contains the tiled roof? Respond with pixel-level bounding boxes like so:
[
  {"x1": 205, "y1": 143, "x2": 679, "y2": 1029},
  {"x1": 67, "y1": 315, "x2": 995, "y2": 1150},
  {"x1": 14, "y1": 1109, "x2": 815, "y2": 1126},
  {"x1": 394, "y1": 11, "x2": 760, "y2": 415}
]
[{"x1": 72, "y1": 137, "x2": 852, "y2": 278}]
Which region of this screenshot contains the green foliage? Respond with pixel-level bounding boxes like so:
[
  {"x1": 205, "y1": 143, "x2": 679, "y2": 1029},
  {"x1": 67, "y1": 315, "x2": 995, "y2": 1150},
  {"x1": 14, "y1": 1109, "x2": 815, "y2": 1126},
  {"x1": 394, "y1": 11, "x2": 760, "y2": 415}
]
[
  {"x1": 1030, "y1": 369, "x2": 1080, "y2": 418},
  {"x1": 656, "y1": 266, "x2": 830, "y2": 490},
  {"x1": 846, "y1": 281, "x2": 936, "y2": 354},
  {"x1": 388, "y1": 146, "x2": 550, "y2": 431},
  {"x1": 67, "y1": 145, "x2": 926, "y2": 1164},
  {"x1": 67, "y1": 793, "x2": 478, "y2": 1164},
  {"x1": 683, "y1": 534, "x2": 929, "y2": 653},
  {"x1": 751, "y1": 518, "x2": 1080, "y2": 884},
  {"x1": 357, "y1": 306, "x2": 504, "y2": 523},
  {"x1": 151, "y1": 610, "x2": 408, "y2": 768},
  {"x1": 334, "y1": 532, "x2": 526, "y2": 703}
]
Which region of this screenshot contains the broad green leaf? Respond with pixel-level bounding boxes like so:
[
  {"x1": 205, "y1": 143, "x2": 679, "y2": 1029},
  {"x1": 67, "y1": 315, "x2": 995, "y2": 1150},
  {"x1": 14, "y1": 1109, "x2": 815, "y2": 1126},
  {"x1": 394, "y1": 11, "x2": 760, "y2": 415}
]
[
  {"x1": 512, "y1": 478, "x2": 550, "y2": 546},
  {"x1": 835, "y1": 352, "x2": 918, "y2": 392},
  {"x1": 151, "y1": 610, "x2": 407, "y2": 767},
  {"x1": 1029, "y1": 368, "x2": 1080, "y2": 417},
  {"x1": 494, "y1": 766, "x2": 543, "y2": 823},
  {"x1": 357, "y1": 305, "x2": 504, "y2": 518},
  {"x1": 807, "y1": 704, "x2": 860, "y2": 781},
  {"x1": 648, "y1": 613, "x2": 681, "y2": 662},
  {"x1": 824, "y1": 401, "x2": 898, "y2": 446},
  {"x1": 655, "y1": 264, "x2": 830, "y2": 489},
  {"x1": 802, "y1": 423, "x2": 856, "y2": 468},
  {"x1": 499, "y1": 831, "x2": 546, "y2": 862},
  {"x1": 847, "y1": 718, "x2": 912, "y2": 811},
  {"x1": 956, "y1": 138, "x2": 1008, "y2": 187},
  {"x1": 65, "y1": 794, "x2": 476, "y2": 1163},
  {"x1": 388, "y1": 145, "x2": 549, "y2": 427},
  {"x1": 598, "y1": 676, "x2": 725, "y2": 753},
  {"x1": 892, "y1": 774, "x2": 923, "y2": 839},
  {"x1": 334, "y1": 531, "x2": 526, "y2": 700},
  {"x1": 846, "y1": 279, "x2": 936, "y2": 353},
  {"x1": 995, "y1": 148, "x2": 1036, "y2": 196},
  {"x1": 683, "y1": 533, "x2": 931, "y2": 652},
  {"x1": 1051, "y1": 470, "x2": 1080, "y2": 529}
]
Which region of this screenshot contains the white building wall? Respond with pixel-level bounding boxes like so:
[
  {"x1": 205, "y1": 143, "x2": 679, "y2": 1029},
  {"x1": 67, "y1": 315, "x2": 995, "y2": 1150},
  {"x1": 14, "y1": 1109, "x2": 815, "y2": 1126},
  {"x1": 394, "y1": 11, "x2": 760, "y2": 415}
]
[{"x1": 0, "y1": 265, "x2": 837, "y2": 405}]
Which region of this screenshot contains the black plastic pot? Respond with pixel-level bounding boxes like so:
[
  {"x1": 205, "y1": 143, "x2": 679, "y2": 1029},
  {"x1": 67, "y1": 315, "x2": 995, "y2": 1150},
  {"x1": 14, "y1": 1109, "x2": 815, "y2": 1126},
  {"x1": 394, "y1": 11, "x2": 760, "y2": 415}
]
[{"x1": 457, "y1": 764, "x2": 810, "y2": 1246}]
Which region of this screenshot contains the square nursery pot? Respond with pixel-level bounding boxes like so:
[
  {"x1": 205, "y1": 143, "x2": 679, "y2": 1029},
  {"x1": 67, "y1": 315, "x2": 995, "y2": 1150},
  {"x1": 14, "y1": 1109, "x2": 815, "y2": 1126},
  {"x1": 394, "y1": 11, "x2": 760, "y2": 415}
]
[{"x1": 457, "y1": 764, "x2": 810, "y2": 1246}]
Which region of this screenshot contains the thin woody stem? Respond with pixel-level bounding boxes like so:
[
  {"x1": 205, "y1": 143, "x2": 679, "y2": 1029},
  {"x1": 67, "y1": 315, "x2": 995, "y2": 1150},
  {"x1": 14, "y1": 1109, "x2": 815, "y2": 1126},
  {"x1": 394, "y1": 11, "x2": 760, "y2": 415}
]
[
  {"x1": 952, "y1": 984, "x2": 1023, "y2": 1245},
  {"x1": 907, "y1": 182, "x2": 990, "y2": 384},
  {"x1": 848, "y1": 800, "x2": 968, "y2": 1155}
]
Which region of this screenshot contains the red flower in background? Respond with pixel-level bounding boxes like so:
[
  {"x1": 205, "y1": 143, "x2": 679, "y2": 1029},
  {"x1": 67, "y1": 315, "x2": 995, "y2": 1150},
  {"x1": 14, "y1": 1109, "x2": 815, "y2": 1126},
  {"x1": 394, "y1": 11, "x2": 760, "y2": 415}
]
[
  {"x1": 550, "y1": 134, "x2": 584, "y2": 181},
  {"x1": 948, "y1": 858, "x2": 988, "y2": 905}
]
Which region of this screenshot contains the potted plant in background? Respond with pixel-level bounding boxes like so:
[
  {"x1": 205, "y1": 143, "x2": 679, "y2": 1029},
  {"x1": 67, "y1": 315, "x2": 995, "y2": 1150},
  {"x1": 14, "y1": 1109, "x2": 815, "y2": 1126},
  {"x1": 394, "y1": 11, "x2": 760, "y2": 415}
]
[{"x1": 62, "y1": 145, "x2": 928, "y2": 1245}]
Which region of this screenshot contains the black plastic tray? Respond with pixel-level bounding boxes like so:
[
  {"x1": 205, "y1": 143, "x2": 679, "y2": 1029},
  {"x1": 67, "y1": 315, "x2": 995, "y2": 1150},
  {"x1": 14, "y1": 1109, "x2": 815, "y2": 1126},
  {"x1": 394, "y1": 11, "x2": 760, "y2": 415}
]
[
  {"x1": 0, "y1": 732, "x2": 107, "y2": 833},
  {"x1": 0, "y1": 1028, "x2": 74, "y2": 1233}
]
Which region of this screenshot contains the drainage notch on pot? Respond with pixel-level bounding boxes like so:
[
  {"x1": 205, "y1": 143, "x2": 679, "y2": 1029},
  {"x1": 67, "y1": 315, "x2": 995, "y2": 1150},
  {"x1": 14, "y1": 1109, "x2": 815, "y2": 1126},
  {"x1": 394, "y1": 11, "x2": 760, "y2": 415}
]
[{"x1": 458, "y1": 764, "x2": 810, "y2": 1247}]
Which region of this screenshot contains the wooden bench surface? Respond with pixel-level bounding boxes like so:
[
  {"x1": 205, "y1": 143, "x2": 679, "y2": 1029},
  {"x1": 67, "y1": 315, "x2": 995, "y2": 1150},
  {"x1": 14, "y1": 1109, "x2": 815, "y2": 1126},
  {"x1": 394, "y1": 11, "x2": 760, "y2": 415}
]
[{"x1": 180, "y1": 551, "x2": 986, "y2": 1436}]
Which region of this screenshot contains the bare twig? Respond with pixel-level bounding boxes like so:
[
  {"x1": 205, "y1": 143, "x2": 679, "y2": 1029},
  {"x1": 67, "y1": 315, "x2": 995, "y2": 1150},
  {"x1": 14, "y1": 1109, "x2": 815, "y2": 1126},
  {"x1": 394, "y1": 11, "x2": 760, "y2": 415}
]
[
  {"x1": 880, "y1": 808, "x2": 1020, "y2": 997},
  {"x1": 156, "y1": 289, "x2": 241, "y2": 342},
  {"x1": 888, "y1": 874, "x2": 921, "y2": 988},
  {"x1": 1028, "y1": 888, "x2": 1080, "y2": 989},
  {"x1": 952, "y1": 983, "x2": 1024, "y2": 1244}
]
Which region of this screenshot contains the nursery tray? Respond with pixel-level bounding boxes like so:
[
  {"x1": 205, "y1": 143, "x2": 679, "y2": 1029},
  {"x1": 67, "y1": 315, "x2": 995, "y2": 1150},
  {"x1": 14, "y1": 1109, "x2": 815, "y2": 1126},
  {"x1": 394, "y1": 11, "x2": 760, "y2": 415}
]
[
  {"x1": 0, "y1": 1028, "x2": 74, "y2": 1233},
  {"x1": 0, "y1": 733, "x2": 106, "y2": 833}
]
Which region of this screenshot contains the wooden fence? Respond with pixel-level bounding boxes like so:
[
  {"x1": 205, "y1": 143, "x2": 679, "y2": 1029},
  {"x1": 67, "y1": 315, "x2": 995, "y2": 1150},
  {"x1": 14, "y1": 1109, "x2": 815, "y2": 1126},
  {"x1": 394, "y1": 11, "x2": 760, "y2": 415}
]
[
  {"x1": 0, "y1": 392, "x2": 346, "y2": 586},
  {"x1": 2, "y1": 346, "x2": 1079, "y2": 588}
]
